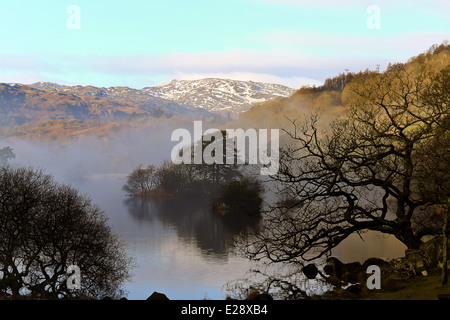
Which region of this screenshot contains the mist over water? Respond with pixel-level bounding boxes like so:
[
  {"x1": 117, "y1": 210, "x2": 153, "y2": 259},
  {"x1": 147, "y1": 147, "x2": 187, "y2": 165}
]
[
  {"x1": 0, "y1": 116, "x2": 407, "y2": 299},
  {"x1": 1, "y1": 120, "x2": 257, "y2": 300},
  {"x1": 77, "y1": 175, "x2": 254, "y2": 300}
]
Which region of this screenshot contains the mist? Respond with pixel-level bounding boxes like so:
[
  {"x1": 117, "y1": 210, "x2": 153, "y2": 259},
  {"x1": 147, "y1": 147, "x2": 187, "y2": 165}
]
[{"x1": 3, "y1": 117, "x2": 219, "y2": 185}]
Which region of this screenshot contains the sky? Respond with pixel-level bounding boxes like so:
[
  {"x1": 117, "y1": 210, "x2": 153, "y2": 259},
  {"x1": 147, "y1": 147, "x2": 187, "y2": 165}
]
[{"x1": 0, "y1": 0, "x2": 449, "y2": 89}]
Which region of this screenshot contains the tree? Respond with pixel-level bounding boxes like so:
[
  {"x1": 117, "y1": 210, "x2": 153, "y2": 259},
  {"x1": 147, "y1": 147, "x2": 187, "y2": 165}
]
[
  {"x1": 213, "y1": 176, "x2": 264, "y2": 217},
  {"x1": 0, "y1": 147, "x2": 15, "y2": 165},
  {"x1": 155, "y1": 160, "x2": 191, "y2": 194},
  {"x1": 123, "y1": 164, "x2": 157, "y2": 195},
  {"x1": 154, "y1": 130, "x2": 242, "y2": 196},
  {"x1": 237, "y1": 62, "x2": 450, "y2": 265},
  {"x1": 197, "y1": 129, "x2": 242, "y2": 193},
  {"x1": 0, "y1": 166, "x2": 133, "y2": 299},
  {"x1": 414, "y1": 109, "x2": 450, "y2": 284}
]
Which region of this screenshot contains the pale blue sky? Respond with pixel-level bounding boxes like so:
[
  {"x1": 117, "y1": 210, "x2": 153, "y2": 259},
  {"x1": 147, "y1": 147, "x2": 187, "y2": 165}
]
[{"x1": 0, "y1": 0, "x2": 449, "y2": 88}]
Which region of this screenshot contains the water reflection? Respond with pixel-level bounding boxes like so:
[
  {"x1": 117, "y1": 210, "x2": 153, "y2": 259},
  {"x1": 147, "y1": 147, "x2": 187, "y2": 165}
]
[
  {"x1": 71, "y1": 176, "x2": 259, "y2": 300},
  {"x1": 125, "y1": 196, "x2": 260, "y2": 257},
  {"x1": 69, "y1": 175, "x2": 407, "y2": 300}
]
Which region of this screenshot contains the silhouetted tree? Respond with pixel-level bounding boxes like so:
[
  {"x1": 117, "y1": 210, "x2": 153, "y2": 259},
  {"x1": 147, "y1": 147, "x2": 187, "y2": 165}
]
[
  {"x1": 414, "y1": 69, "x2": 450, "y2": 283},
  {"x1": 237, "y1": 62, "x2": 450, "y2": 264},
  {"x1": 123, "y1": 164, "x2": 157, "y2": 195},
  {"x1": 154, "y1": 130, "x2": 242, "y2": 196},
  {"x1": 0, "y1": 166, "x2": 133, "y2": 299},
  {"x1": 155, "y1": 160, "x2": 191, "y2": 194},
  {"x1": 198, "y1": 130, "x2": 242, "y2": 192},
  {"x1": 213, "y1": 177, "x2": 264, "y2": 218}
]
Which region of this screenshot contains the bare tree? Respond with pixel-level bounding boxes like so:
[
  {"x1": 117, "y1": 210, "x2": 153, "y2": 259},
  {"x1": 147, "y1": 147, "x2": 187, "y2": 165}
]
[
  {"x1": 237, "y1": 63, "x2": 450, "y2": 264},
  {"x1": 0, "y1": 166, "x2": 133, "y2": 299},
  {"x1": 123, "y1": 164, "x2": 158, "y2": 195},
  {"x1": 414, "y1": 81, "x2": 450, "y2": 285}
]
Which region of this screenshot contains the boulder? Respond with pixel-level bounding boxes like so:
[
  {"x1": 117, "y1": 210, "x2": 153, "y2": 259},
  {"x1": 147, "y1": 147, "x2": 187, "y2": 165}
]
[
  {"x1": 251, "y1": 293, "x2": 273, "y2": 300},
  {"x1": 384, "y1": 236, "x2": 449, "y2": 280},
  {"x1": 323, "y1": 264, "x2": 334, "y2": 276},
  {"x1": 302, "y1": 264, "x2": 319, "y2": 279},
  {"x1": 345, "y1": 283, "x2": 362, "y2": 295},
  {"x1": 405, "y1": 249, "x2": 428, "y2": 275},
  {"x1": 324, "y1": 258, "x2": 364, "y2": 284},
  {"x1": 388, "y1": 257, "x2": 416, "y2": 280},
  {"x1": 147, "y1": 291, "x2": 170, "y2": 300},
  {"x1": 342, "y1": 262, "x2": 363, "y2": 283},
  {"x1": 324, "y1": 257, "x2": 346, "y2": 279},
  {"x1": 362, "y1": 257, "x2": 391, "y2": 271},
  {"x1": 419, "y1": 235, "x2": 447, "y2": 270}
]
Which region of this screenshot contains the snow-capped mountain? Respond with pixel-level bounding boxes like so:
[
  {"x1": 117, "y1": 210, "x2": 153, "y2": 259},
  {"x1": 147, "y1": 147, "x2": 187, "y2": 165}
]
[
  {"x1": 27, "y1": 78, "x2": 295, "y2": 117},
  {"x1": 0, "y1": 78, "x2": 296, "y2": 135},
  {"x1": 0, "y1": 78, "x2": 293, "y2": 124},
  {"x1": 143, "y1": 78, "x2": 295, "y2": 114}
]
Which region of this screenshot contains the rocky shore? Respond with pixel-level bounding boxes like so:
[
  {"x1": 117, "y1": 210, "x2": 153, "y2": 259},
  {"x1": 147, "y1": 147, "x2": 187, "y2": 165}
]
[
  {"x1": 100, "y1": 236, "x2": 450, "y2": 301},
  {"x1": 308, "y1": 235, "x2": 450, "y2": 299}
]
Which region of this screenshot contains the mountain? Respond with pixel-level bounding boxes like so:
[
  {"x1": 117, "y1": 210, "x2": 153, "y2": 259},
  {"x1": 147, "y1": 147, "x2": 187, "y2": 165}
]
[
  {"x1": 0, "y1": 79, "x2": 294, "y2": 128},
  {"x1": 0, "y1": 83, "x2": 212, "y2": 127},
  {"x1": 143, "y1": 78, "x2": 295, "y2": 114},
  {"x1": 29, "y1": 78, "x2": 295, "y2": 115}
]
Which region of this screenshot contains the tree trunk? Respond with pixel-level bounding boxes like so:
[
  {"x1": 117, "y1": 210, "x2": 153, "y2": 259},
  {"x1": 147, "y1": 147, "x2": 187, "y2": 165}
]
[
  {"x1": 395, "y1": 223, "x2": 423, "y2": 250},
  {"x1": 442, "y1": 202, "x2": 450, "y2": 285},
  {"x1": 442, "y1": 228, "x2": 448, "y2": 285}
]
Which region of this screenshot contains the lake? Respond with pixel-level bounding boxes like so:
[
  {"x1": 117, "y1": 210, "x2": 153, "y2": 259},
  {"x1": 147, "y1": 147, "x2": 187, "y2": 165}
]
[
  {"x1": 7, "y1": 137, "x2": 407, "y2": 300},
  {"x1": 73, "y1": 174, "x2": 407, "y2": 300},
  {"x1": 74, "y1": 174, "x2": 258, "y2": 300}
]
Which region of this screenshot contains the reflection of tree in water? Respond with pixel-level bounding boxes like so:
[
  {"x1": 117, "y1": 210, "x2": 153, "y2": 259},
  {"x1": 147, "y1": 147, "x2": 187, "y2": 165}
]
[
  {"x1": 226, "y1": 262, "x2": 332, "y2": 300},
  {"x1": 124, "y1": 196, "x2": 260, "y2": 257},
  {"x1": 124, "y1": 196, "x2": 154, "y2": 222}
]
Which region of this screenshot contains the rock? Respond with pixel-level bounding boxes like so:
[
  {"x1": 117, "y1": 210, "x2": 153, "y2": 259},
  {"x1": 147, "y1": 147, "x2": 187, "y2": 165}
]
[
  {"x1": 147, "y1": 291, "x2": 170, "y2": 300},
  {"x1": 324, "y1": 258, "x2": 364, "y2": 284},
  {"x1": 419, "y1": 235, "x2": 447, "y2": 270},
  {"x1": 390, "y1": 235, "x2": 450, "y2": 278},
  {"x1": 346, "y1": 262, "x2": 363, "y2": 274},
  {"x1": 323, "y1": 264, "x2": 334, "y2": 276},
  {"x1": 324, "y1": 257, "x2": 346, "y2": 279},
  {"x1": 363, "y1": 257, "x2": 391, "y2": 270},
  {"x1": 388, "y1": 257, "x2": 416, "y2": 281},
  {"x1": 251, "y1": 293, "x2": 273, "y2": 300},
  {"x1": 245, "y1": 289, "x2": 275, "y2": 300},
  {"x1": 342, "y1": 262, "x2": 363, "y2": 283},
  {"x1": 345, "y1": 283, "x2": 362, "y2": 295},
  {"x1": 303, "y1": 264, "x2": 319, "y2": 279},
  {"x1": 382, "y1": 236, "x2": 450, "y2": 286},
  {"x1": 405, "y1": 249, "x2": 428, "y2": 275},
  {"x1": 326, "y1": 275, "x2": 343, "y2": 287}
]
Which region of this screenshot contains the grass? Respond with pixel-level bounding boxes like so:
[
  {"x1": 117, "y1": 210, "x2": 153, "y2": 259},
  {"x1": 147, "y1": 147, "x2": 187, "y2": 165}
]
[{"x1": 369, "y1": 272, "x2": 450, "y2": 300}]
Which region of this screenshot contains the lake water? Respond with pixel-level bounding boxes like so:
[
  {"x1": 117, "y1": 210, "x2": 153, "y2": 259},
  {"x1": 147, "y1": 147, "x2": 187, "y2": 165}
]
[
  {"x1": 74, "y1": 175, "x2": 259, "y2": 300},
  {"x1": 72, "y1": 175, "x2": 407, "y2": 300},
  {"x1": 6, "y1": 137, "x2": 407, "y2": 300}
]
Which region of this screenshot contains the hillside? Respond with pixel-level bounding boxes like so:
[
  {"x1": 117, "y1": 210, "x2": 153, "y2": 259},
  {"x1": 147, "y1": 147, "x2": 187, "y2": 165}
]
[
  {"x1": 0, "y1": 82, "x2": 212, "y2": 128},
  {"x1": 230, "y1": 43, "x2": 450, "y2": 133},
  {"x1": 0, "y1": 78, "x2": 295, "y2": 140}
]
